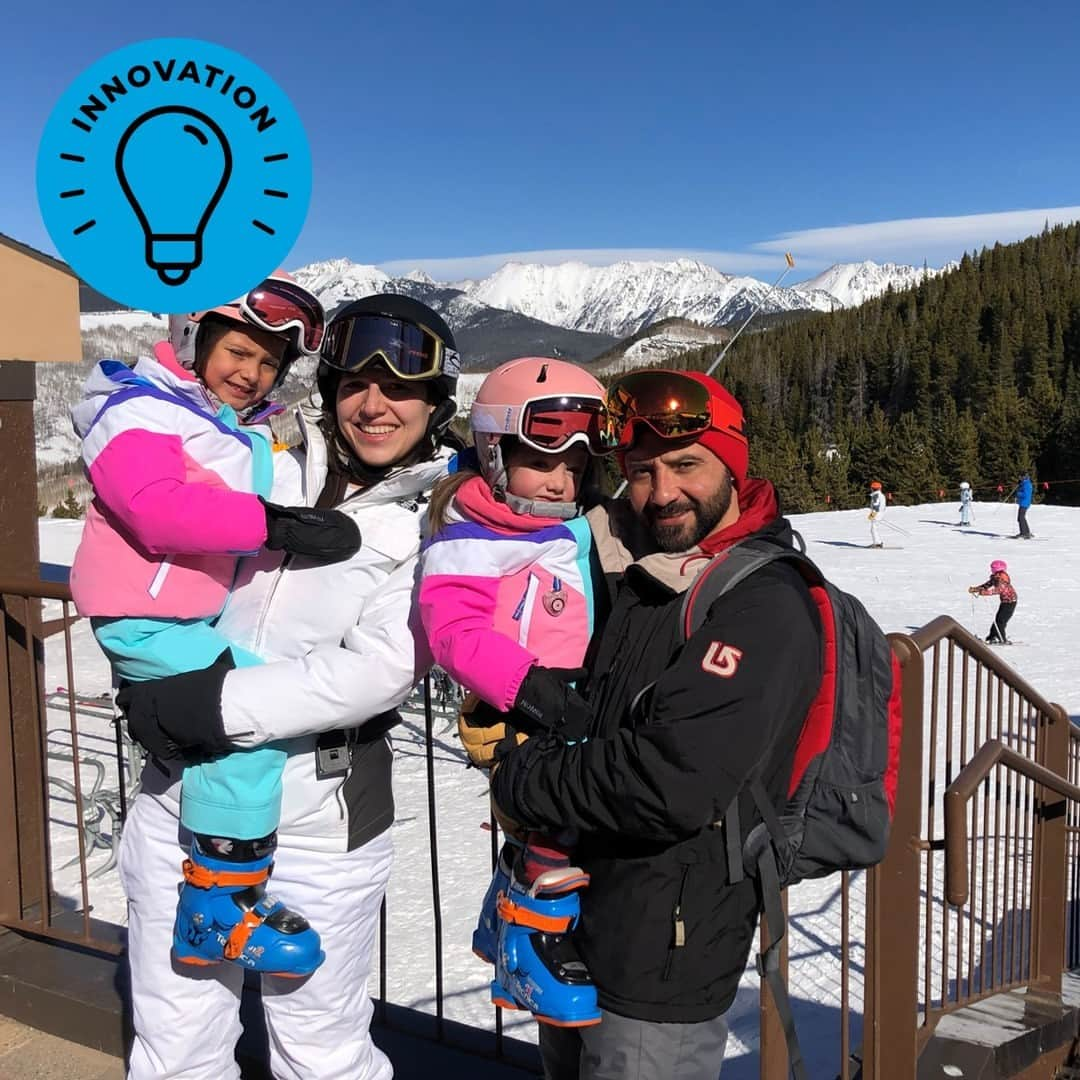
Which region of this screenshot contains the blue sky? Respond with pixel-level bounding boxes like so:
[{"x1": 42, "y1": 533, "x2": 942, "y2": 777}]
[{"x1": 5, "y1": 1, "x2": 1080, "y2": 283}]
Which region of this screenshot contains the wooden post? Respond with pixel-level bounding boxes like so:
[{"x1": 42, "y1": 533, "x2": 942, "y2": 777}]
[
  {"x1": 0, "y1": 360, "x2": 45, "y2": 925},
  {"x1": 1031, "y1": 704, "x2": 1070, "y2": 995},
  {"x1": 759, "y1": 894, "x2": 790, "y2": 1078},
  {"x1": 861, "y1": 636, "x2": 924, "y2": 1078}
]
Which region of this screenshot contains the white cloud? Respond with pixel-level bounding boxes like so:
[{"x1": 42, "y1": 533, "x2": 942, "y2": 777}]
[
  {"x1": 756, "y1": 206, "x2": 1080, "y2": 265},
  {"x1": 366, "y1": 206, "x2": 1080, "y2": 284},
  {"x1": 377, "y1": 247, "x2": 801, "y2": 280}
]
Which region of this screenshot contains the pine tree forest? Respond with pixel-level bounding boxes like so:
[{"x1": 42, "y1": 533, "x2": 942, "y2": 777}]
[{"x1": 667, "y1": 223, "x2": 1080, "y2": 514}]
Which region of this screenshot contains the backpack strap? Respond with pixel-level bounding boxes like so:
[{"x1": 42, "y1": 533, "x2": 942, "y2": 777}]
[
  {"x1": 683, "y1": 537, "x2": 817, "y2": 1080},
  {"x1": 680, "y1": 535, "x2": 816, "y2": 640},
  {"x1": 690, "y1": 536, "x2": 813, "y2": 887}
]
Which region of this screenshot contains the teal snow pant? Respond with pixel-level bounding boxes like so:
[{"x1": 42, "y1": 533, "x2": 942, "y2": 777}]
[{"x1": 94, "y1": 616, "x2": 284, "y2": 839}]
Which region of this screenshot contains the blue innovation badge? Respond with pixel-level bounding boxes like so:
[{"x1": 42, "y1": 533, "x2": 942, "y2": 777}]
[{"x1": 37, "y1": 38, "x2": 312, "y2": 311}]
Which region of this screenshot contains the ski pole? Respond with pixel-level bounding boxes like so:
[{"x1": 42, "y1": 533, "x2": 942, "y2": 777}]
[
  {"x1": 880, "y1": 517, "x2": 911, "y2": 537},
  {"x1": 613, "y1": 254, "x2": 797, "y2": 497}
]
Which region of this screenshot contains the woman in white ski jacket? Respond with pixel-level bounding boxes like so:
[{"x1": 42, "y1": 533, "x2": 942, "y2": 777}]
[{"x1": 117, "y1": 295, "x2": 462, "y2": 1080}]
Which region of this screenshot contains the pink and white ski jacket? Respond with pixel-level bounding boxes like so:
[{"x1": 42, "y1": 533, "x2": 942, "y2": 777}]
[
  {"x1": 69, "y1": 343, "x2": 277, "y2": 620},
  {"x1": 419, "y1": 475, "x2": 596, "y2": 712}
]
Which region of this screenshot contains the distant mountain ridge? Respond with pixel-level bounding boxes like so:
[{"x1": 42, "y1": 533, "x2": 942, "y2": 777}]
[
  {"x1": 50, "y1": 255, "x2": 950, "y2": 472},
  {"x1": 795, "y1": 259, "x2": 960, "y2": 309},
  {"x1": 290, "y1": 255, "x2": 951, "y2": 337}
]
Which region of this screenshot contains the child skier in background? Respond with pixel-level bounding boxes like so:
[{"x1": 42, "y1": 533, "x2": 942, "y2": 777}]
[
  {"x1": 969, "y1": 559, "x2": 1018, "y2": 644},
  {"x1": 868, "y1": 480, "x2": 886, "y2": 547},
  {"x1": 420, "y1": 357, "x2": 616, "y2": 1028},
  {"x1": 959, "y1": 481, "x2": 973, "y2": 526},
  {"x1": 70, "y1": 274, "x2": 360, "y2": 978}
]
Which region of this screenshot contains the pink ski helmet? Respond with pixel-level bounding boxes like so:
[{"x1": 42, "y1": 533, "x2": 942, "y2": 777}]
[
  {"x1": 168, "y1": 270, "x2": 325, "y2": 387},
  {"x1": 990, "y1": 560, "x2": 1007, "y2": 573},
  {"x1": 469, "y1": 357, "x2": 614, "y2": 516}
]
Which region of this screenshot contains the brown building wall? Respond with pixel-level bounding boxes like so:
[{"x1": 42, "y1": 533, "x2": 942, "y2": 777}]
[{"x1": 0, "y1": 238, "x2": 81, "y2": 363}]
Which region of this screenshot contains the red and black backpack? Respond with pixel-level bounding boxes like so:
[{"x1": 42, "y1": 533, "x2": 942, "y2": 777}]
[{"x1": 681, "y1": 535, "x2": 903, "y2": 1079}]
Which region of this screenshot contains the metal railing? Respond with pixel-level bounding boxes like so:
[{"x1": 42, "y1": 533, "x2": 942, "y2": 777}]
[
  {"x1": 0, "y1": 579, "x2": 125, "y2": 956},
  {"x1": 3, "y1": 584, "x2": 1079, "y2": 1077}
]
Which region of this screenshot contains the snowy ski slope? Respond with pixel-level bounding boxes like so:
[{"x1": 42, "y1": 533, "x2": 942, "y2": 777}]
[{"x1": 35, "y1": 500, "x2": 1080, "y2": 1076}]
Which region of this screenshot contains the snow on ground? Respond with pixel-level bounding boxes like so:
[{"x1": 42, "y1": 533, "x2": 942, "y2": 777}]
[
  {"x1": 80, "y1": 311, "x2": 167, "y2": 331},
  {"x1": 36, "y1": 500, "x2": 1080, "y2": 1075}
]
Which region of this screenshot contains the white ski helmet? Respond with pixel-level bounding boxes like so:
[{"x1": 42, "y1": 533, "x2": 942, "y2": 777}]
[
  {"x1": 959, "y1": 481, "x2": 971, "y2": 490},
  {"x1": 168, "y1": 270, "x2": 325, "y2": 388}
]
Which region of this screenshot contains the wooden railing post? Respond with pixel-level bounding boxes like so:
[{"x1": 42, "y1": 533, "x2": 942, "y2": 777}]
[
  {"x1": 758, "y1": 895, "x2": 789, "y2": 1079},
  {"x1": 1032, "y1": 704, "x2": 1070, "y2": 994},
  {"x1": 861, "y1": 635, "x2": 923, "y2": 1078},
  {"x1": 0, "y1": 361, "x2": 45, "y2": 927}
]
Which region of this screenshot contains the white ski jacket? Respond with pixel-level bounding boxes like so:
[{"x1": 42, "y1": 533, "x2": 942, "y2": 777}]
[
  {"x1": 869, "y1": 489, "x2": 886, "y2": 516},
  {"x1": 136, "y1": 403, "x2": 451, "y2": 852}
]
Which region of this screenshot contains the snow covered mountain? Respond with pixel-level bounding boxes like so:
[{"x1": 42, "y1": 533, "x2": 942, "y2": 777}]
[
  {"x1": 461, "y1": 258, "x2": 837, "y2": 337},
  {"x1": 45, "y1": 255, "x2": 950, "y2": 471},
  {"x1": 591, "y1": 318, "x2": 732, "y2": 377},
  {"x1": 292, "y1": 255, "x2": 951, "y2": 337},
  {"x1": 794, "y1": 260, "x2": 959, "y2": 309}
]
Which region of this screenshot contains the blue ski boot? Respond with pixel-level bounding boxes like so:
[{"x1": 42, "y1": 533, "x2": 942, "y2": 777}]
[
  {"x1": 172, "y1": 834, "x2": 324, "y2": 977},
  {"x1": 492, "y1": 867, "x2": 601, "y2": 1027},
  {"x1": 473, "y1": 840, "x2": 516, "y2": 963}
]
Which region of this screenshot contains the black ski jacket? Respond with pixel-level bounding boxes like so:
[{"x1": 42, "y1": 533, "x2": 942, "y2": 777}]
[{"x1": 490, "y1": 505, "x2": 822, "y2": 1023}]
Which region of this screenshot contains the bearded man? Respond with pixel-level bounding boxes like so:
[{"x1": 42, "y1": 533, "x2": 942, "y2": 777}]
[{"x1": 487, "y1": 370, "x2": 823, "y2": 1080}]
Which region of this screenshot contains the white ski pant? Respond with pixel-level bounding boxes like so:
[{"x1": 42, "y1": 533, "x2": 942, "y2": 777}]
[
  {"x1": 118, "y1": 790, "x2": 393, "y2": 1080},
  {"x1": 869, "y1": 516, "x2": 882, "y2": 546}
]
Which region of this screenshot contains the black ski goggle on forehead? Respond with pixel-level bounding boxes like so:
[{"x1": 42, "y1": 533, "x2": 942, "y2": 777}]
[{"x1": 321, "y1": 314, "x2": 457, "y2": 381}]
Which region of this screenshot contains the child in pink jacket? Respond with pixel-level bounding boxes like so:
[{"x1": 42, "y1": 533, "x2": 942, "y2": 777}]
[
  {"x1": 420, "y1": 357, "x2": 615, "y2": 1027},
  {"x1": 968, "y1": 559, "x2": 1018, "y2": 644},
  {"x1": 70, "y1": 274, "x2": 357, "y2": 977}
]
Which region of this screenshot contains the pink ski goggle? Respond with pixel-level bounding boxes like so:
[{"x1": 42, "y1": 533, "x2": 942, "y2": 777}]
[
  {"x1": 238, "y1": 277, "x2": 326, "y2": 358},
  {"x1": 471, "y1": 394, "x2": 617, "y2": 456}
]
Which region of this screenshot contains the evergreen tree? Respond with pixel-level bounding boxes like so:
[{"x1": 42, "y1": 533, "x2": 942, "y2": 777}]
[
  {"x1": 933, "y1": 400, "x2": 981, "y2": 490},
  {"x1": 888, "y1": 412, "x2": 940, "y2": 504},
  {"x1": 664, "y1": 222, "x2": 1080, "y2": 505},
  {"x1": 52, "y1": 490, "x2": 84, "y2": 519},
  {"x1": 977, "y1": 388, "x2": 1030, "y2": 489}
]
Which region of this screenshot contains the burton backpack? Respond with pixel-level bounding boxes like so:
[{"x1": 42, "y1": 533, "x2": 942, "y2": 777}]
[{"x1": 680, "y1": 534, "x2": 903, "y2": 1080}]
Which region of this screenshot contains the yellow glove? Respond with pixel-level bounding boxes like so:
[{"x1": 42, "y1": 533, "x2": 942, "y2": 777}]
[
  {"x1": 868, "y1": 511, "x2": 877, "y2": 520},
  {"x1": 457, "y1": 692, "x2": 528, "y2": 771}
]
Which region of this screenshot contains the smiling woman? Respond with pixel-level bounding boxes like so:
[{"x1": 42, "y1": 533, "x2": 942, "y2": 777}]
[
  {"x1": 314, "y1": 293, "x2": 461, "y2": 499},
  {"x1": 105, "y1": 290, "x2": 464, "y2": 1079},
  {"x1": 334, "y1": 367, "x2": 436, "y2": 469}
]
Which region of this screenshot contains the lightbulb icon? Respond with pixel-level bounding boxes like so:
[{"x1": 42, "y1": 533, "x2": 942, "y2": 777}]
[{"x1": 115, "y1": 105, "x2": 232, "y2": 285}]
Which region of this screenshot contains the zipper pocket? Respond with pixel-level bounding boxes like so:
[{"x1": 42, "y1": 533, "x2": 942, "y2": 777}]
[
  {"x1": 147, "y1": 555, "x2": 174, "y2": 599},
  {"x1": 253, "y1": 553, "x2": 293, "y2": 652},
  {"x1": 512, "y1": 573, "x2": 540, "y2": 647},
  {"x1": 662, "y1": 865, "x2": 691, "y2": 980}
]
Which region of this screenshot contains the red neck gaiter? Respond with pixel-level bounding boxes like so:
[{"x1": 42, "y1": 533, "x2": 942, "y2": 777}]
[{"x1": 697, "y1": 477, "x2": 779, "y2": 556}]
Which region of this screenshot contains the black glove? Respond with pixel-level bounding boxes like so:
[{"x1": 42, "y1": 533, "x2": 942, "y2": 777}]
[
  {"x1": 117, "y1": 650, "x2": 236, "y2": 763},
  {"x1": 511, "y1": 666, "x2": 590, "y2": 739},
  {"x1": 260, "y1": 498, "x2": 361, "y2": 564}
]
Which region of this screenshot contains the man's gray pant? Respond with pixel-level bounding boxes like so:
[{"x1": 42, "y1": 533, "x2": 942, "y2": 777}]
[{"x1": 538, "y1": 1008, "x2": 728, "y2": 1080}]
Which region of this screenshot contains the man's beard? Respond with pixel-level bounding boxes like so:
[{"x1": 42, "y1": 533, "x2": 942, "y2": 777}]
[{"x1": 645, "y1": 476, "x2": 734, "y2": 552}]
